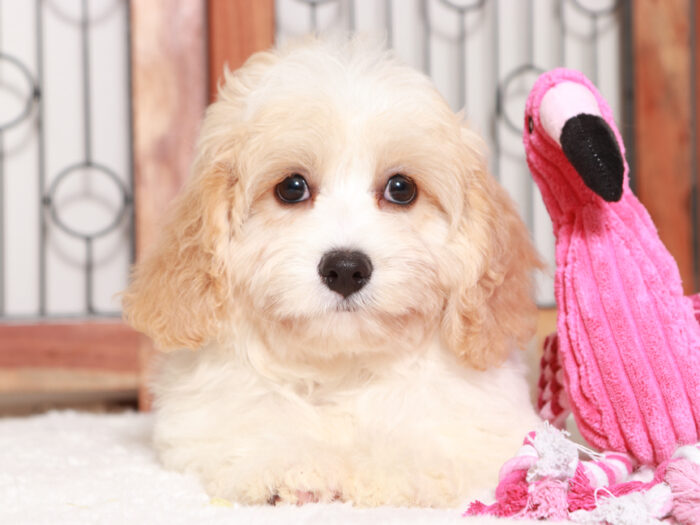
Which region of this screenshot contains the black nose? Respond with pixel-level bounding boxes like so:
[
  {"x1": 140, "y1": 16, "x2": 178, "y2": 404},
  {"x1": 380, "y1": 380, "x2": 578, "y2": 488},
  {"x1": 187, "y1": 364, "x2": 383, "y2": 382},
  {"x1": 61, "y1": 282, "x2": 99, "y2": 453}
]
[
  {"x1": 560, "y1": 113, "x2": 624, "y2": 202},
  {"x1": 318, "y1": 250, "x2": 373, "y2": 298}
]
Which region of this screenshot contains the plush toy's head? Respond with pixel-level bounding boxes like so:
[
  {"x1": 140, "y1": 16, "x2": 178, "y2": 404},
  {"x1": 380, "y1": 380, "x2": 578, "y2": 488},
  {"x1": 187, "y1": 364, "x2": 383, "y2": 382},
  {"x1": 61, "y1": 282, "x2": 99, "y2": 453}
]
[{"x1": 523, "y1": 68, "x2": 628, "y2": 218}]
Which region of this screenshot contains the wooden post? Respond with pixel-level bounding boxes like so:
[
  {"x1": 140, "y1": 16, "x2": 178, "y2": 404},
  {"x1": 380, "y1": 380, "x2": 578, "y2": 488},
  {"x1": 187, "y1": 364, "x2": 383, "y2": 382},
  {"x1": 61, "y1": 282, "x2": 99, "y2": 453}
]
[
  {"x1": 633, "y1": 0, "x2": 696, "y2": 293},
  {"x1": 130, "y1": 0, "x2": 208, "y2": 254},
  {"x1": 207, "y1": 0, "x2": 275, "y2": 102},
  {"x1": 130, "y1": 0, "x2": 208, "y2": 409}
]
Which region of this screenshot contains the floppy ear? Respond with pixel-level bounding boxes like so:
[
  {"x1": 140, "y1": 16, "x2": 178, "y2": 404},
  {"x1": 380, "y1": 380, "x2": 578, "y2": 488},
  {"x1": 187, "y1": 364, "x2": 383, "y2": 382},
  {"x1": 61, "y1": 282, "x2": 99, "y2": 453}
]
[
  {"x1": 441, "y1": 129, "x2": 542, "y2": 369},
  {"x1": 122, "y1": 47, "x2": 280, "y2": 351},
  {"x1": 122, "y1": 163, "x2": 238, "y2": 351}
]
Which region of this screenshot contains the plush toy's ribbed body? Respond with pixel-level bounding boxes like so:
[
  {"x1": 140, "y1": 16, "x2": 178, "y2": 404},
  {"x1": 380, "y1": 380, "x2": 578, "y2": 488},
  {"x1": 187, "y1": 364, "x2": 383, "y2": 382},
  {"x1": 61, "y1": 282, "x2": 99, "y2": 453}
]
[{"x1": 524, "y1": 68, "x2": 700, "y2": 465}]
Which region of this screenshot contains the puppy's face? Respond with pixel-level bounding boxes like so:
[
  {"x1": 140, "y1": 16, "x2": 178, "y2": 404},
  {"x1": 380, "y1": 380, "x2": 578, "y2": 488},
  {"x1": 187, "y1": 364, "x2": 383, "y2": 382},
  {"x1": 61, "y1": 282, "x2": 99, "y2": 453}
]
[
  {"x1": 123, "y1": 41, "x2": 540, "y2": 367},
  {"x1": 231, "y1": 75, "x2": 463, "y2": 351}
]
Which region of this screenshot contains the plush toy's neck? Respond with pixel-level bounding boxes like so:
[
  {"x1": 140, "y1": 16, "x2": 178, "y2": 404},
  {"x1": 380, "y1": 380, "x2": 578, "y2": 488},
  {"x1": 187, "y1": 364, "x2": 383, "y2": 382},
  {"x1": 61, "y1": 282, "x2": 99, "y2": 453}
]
[{"x1": 524, "y1": 70, "x2": 632, "y2": 224}]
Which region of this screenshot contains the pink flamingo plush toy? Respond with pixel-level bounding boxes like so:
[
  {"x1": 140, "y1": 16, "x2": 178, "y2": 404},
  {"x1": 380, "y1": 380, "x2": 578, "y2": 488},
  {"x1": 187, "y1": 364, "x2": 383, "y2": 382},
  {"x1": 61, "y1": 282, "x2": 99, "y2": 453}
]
[
  {"x1": 466, "y1": 68, "x2": 700, "y2": 523},
  {"x1": 524, "y1": 68, "x2": 700, "y2": 466}
]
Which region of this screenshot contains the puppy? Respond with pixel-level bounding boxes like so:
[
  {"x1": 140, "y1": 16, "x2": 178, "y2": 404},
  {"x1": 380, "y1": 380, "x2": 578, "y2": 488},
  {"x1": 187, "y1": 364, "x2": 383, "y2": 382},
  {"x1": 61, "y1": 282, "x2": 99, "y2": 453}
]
[{"x1": 123, "y1": 38, "x2": 542, "y2": 508}]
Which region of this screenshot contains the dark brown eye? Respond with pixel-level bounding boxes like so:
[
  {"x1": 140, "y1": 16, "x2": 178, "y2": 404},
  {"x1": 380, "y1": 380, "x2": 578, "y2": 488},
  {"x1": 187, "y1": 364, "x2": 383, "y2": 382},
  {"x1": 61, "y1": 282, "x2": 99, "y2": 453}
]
[
  {"x1": 528, "y1": 116, "x2": 534, "y2": 134},
  {"x1": 275, "y1": 174, "x2": 310, "y2": 203},
  {"x1": 383, "y1": 174, "x2": 416, "y2": 205}
]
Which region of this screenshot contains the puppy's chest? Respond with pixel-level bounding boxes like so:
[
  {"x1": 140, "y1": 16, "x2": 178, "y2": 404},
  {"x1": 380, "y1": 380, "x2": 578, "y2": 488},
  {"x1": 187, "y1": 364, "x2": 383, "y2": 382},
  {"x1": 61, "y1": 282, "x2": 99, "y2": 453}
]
[{"x1": 287, "y1": 366, "x2": 448, "y2": 430}]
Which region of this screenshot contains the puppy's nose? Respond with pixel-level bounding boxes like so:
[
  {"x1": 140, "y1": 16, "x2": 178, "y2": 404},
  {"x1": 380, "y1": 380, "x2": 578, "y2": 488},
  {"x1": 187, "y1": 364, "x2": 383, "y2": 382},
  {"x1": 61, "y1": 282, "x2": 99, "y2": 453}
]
[{"x1": 318, "y1": 250, "x2": 373, "y2": 298}]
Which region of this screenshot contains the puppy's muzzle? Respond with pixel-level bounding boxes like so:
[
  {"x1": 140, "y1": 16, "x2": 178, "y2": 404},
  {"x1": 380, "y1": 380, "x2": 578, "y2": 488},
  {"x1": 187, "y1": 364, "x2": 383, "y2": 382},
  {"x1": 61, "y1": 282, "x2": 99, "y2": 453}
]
[{"x1": 318, "y1": 250, "x2": 373, "y2": 298}]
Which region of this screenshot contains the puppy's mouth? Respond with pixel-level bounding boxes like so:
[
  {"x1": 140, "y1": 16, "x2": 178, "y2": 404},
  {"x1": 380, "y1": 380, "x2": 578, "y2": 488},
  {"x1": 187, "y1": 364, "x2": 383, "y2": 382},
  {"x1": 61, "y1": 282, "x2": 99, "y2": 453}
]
[{"x1": 335, "y1": 300, "x2": 360, "y2": 313}]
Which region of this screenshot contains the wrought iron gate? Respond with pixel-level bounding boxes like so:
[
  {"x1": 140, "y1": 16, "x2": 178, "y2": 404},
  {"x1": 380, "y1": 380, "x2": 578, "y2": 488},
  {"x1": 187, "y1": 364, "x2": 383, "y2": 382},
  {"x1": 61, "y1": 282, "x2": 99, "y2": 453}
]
[{"x1": 0, "y1": 0, "x2": 133, "y2": 320}]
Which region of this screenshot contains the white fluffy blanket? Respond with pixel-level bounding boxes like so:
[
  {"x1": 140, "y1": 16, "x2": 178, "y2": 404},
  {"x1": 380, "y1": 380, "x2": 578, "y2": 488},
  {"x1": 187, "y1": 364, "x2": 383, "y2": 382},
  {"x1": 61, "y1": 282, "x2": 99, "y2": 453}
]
[{"x1": 0, "y1": 411, "x2": 555, "y2": 524}]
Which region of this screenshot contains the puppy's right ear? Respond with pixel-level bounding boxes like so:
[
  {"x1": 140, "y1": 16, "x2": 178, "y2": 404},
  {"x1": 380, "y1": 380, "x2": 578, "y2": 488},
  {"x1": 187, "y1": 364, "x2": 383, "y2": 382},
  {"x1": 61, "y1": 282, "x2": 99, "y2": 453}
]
[{"x1": 122, "y1": 163, "x2": 238, "y2": 351}]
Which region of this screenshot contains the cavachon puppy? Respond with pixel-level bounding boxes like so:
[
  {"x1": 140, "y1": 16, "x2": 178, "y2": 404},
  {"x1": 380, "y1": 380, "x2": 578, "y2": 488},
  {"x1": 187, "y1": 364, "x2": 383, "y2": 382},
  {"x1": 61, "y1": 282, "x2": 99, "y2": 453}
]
[{"x1": 123, "y1": 38, "x2": 542, "y2": 508}]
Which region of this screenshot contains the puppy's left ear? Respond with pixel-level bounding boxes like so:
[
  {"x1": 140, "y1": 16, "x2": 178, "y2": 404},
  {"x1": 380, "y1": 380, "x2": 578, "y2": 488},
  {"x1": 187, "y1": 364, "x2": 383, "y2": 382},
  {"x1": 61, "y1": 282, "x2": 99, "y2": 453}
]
[
  {"x1": 121, "y1": 161, "x2": 240, "y2": 351},
  {"x1": 441, "y1": 128, "x2": 542, "y2": 369}
]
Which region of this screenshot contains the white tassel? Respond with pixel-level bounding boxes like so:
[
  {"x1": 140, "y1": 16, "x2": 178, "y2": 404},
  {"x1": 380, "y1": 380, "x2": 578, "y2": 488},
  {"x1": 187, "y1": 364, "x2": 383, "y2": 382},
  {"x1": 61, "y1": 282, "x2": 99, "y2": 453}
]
[
  {"x1": 526, "y1": 423, "x2": 579, "y2": 482},
  {"x1": 569, "y1": 483, "x2": 672, "y2": 525}
]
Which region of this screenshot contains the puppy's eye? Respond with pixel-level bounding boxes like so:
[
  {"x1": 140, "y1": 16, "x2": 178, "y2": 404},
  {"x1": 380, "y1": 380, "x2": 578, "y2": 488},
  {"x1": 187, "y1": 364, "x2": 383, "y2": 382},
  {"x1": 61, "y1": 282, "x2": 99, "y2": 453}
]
[
  {"x1": 383, "y1": 174, "x2": 416, "y2": 205},
  {"x1": 275, "y1": 174, "x2": 310, "y2": 203}
]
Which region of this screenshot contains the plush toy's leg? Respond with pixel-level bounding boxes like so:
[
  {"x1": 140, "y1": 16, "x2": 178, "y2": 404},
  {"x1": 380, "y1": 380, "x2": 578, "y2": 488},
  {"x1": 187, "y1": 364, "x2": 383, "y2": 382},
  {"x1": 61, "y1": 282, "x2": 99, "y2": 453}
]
[
  {"x1": 537, "y1": 333, "x2": 571, "y2": 428},
  {"x1": 692, "y1": 293, "x2": 700, "y2": 323}
]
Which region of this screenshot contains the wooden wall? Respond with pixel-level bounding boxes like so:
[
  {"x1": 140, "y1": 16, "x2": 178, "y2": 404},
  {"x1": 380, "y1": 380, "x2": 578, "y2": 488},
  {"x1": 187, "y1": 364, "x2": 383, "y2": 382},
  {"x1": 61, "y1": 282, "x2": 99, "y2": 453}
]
[
  {"x1": 207, "y1": 0, "x2": 275, "y2": 102},
  {"x1": 633, "y1": 0, "x2": 699, "y2": 293}
]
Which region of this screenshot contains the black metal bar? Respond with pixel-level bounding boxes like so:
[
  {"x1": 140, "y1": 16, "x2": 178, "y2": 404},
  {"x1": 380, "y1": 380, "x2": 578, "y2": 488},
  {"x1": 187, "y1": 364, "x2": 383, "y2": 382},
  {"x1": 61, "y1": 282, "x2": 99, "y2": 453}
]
[
  {"x1": 310, "y1": 2, "x2": 318, "y2": 31},
  {"x1": 81, "y1": 0, "x2": 92, "y2": 164},
  {"x1": 385, "y1": 0, "x2": 393, "y2": 47},
  {"x1": 85, "y1": 237, "x2": 93, "y2": 314},
  {"x1": 125, "y1": 0, "x2": 135, "y2": 268},
  {"x1": 559, "y1": 0, "x2": 566, "y2": 65},
  {"x1": 347, "y1": 0, "x2": 354, "y2": 32},
  {"x1": 458, "y1": 9, "x2": 466, "y2": 110},
  {"x1": 492, "y1": 0, "x2": 500, "y2": 182},
  {"x1": 422, "y1": 0, "x2": 430, "y2": 74},
  {"x1": 36, "y1": 0, "x2": 46, "y2": 316},
  {"x1": 525, "y1": 0, "x2": 535, "y2": 233},
  {"x1": 0, "y1": 131, "x2": 4, "y2": 316},
  {"x1": 81, "y1": 0, "x2": 93, "y2": 312},
  {"x1": 45, "y1": 163, "x2": 128, "y2": 240},
  {"x1": 436, "y1": 0, "x2": 484, "y2": 11},
  {"x1": 0, "y1": 0, "x2": 4, "y2": 316},
  {"x1": 571, "y1": 0, "x2": 620, "y2": 17},
  {"x1": 591, "y1": 13, "x2": 599, "y2": 84},
  {"x1": 1, "y1": 310, "x2": 121, "y2": 322},
  {"x1": 526, "y1": 0, "x2": 534, "y2": 62}
]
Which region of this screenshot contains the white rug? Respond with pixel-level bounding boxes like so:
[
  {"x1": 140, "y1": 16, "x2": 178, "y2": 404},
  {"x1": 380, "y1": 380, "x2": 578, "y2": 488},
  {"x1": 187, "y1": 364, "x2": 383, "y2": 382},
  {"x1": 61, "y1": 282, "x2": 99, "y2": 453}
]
[{"x1": 0, "y1": 410, "x2": 559, "y2": 524}]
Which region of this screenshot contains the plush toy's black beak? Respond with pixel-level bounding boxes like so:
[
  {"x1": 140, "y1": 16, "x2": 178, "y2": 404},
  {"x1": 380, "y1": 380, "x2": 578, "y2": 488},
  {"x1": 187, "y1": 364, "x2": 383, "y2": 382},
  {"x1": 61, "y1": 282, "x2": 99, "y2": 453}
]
[{"x1": 560, "y1": 114, "x2": 624, "y2": 202}]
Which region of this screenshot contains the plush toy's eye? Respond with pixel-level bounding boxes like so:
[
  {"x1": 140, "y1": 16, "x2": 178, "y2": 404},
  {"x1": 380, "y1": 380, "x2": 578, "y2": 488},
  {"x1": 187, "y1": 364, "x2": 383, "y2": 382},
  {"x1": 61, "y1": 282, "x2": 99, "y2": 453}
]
[
  {"x1": 528, "y1": 116, "x2": 534, "y2": 134},
  {"x1": 275, "y1": 174, "x2": 310, "y2": 203},
  {"x1": 383, "y1": 174, "x2": 417, "y2": 205}
]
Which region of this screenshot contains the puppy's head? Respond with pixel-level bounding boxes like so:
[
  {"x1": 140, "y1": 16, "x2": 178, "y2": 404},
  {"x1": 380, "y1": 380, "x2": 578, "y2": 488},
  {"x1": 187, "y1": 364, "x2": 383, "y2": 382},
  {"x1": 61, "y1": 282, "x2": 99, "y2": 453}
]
[{"x1": 122, "y1": 38, "x2": 540, "y2": 368}]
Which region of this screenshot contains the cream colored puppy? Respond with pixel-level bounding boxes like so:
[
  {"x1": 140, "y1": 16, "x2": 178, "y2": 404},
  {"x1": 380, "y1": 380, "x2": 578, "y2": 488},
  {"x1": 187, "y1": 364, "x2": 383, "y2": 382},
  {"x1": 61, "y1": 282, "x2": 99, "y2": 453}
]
[{"x1": 123, "y1": 38, "x2": 541, "y2": 508}]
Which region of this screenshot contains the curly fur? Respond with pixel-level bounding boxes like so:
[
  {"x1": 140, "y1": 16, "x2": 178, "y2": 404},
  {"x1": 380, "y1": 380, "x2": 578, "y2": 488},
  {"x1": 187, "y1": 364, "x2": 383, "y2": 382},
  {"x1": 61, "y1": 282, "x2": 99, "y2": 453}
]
[{"x1": 122, "y1": 37, "x2": 542, "y2": 508}]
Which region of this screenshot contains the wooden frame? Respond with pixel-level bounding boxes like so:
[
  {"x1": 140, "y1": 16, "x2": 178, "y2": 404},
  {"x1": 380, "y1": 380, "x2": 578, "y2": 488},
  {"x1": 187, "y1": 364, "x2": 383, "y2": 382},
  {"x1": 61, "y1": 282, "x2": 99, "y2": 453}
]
[
  {"x1": 0, "y1": 322, "x2": 141, "y2": 371},
  {"x1": 0, "y1": 322, "x2": 142, "y2": 398}
]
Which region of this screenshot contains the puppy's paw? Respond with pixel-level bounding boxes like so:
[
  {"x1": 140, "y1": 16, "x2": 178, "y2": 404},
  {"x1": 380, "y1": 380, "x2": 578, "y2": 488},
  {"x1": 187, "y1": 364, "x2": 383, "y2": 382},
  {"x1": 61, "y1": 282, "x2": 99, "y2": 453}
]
[
  {"x1": 204, "y1": 460, "x2": 345, "y2": 506},
  {"x1": 269, "y1": 489, "x2": 342, "y2": 506},
  {"x1": 273, "y1": 466, "x2": 344, "y2": 505}
]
